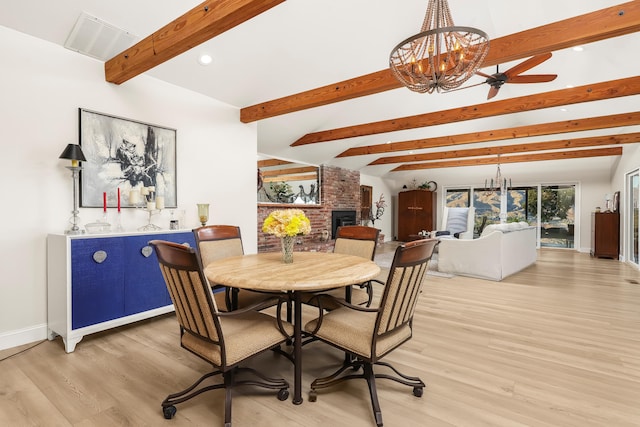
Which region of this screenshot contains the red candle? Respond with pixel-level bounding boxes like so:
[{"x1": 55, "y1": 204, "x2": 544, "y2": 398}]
[
  {"x1": 103, "y1": 192, "x2": 107, "y2": 212},
  {"x1": 117, "y1": 188, "x2": 121, "y2": 212}
]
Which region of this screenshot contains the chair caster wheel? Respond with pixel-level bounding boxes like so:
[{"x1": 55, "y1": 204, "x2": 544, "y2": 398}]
[
  {"x1": 413, "y1": 387, "x2": 423, "y2": 397},
  {"x1": 163, "y1": 405, "x2": 177, "y2": 419},
  {"x1": 309, "y1": 390, "x2": 317, "y2": 402},
  {"x1": 277, "y1": 388, "x2": 289, "y2": 401}
]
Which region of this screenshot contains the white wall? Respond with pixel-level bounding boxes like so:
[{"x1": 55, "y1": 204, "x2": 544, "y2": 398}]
[
  {"x1": 611, "y1": 144, "x2": 640, "y2": 261},
  {"x1": 359, "y1": 174, "x2": 393, "y2": 241},
  {"x1": 577, "y1": 179, "x2": 613, "y2": 253},
  {"x1": 0, "y1": 26, "x2": 257, "y2": 350}
]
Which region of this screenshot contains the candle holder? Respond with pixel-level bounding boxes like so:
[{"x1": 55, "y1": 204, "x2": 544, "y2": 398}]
[
  {"x1": 113, "y1": 211, "x2": 124, "y2": 232},
  {"x1": 138, "y1": 208, "x2": 161, "y2": 231},
  {"x1": 138, "y1": 187, "x2": 161, "y2": 231},
  {"x1": 197, "y1": 203, "x2": 210, "y2": 227},
  {"x1": 64, "y1": 165, "x2": 84, "y2": 234}
]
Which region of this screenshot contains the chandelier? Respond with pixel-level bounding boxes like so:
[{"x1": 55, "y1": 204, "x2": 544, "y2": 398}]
[
  {"x1": 484, "y1": 155, "x2": 512, "y2": 194},
  {"x1": 389, "y1": 0, "x2": 490, "y2": 93}
]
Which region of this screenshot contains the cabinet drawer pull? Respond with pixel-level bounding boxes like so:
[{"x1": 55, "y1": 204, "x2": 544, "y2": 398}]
[
  {"x1": 92, "y1": 250, "x2": 107, "y2": 264},
  {"x1": 141, "y1": 246, "x2": 154, "y2": 258}
]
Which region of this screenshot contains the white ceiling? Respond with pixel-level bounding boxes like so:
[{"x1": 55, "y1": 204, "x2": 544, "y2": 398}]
[{"x1": 2, "y1": 0, "x2": 639, "y2": 188}]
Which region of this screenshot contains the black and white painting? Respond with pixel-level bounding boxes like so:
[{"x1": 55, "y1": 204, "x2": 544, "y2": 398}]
[{"x1": 79, "y1": 109, "x2": 177, "y2": 208}]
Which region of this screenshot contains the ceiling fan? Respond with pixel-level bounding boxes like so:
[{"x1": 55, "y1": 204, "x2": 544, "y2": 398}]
[{"x1": 476, "y1": 52, "x2": 558, "y2": 100}]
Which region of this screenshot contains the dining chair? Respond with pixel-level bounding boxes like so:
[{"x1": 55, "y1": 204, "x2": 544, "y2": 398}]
[
  {"x1": 303, "y1": 238, "x2": 438, "y2": 427},
  {"x1": 301, "y1": 225, "x2": 382, "y2": 310},
  {"x1": 194, "y1": 225, "x2": 275, "y2": 311},
  {"x1": 149, "y1": 240, "x2": 292, "y2": 426}
]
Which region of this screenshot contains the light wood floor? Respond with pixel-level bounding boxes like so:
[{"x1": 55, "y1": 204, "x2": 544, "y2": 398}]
[{"x1": 2, "y1": 247, "x2": 640, "y2": 426}]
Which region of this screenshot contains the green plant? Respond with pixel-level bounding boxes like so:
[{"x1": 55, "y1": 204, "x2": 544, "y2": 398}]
[{"x1": 418, "y1": 180, "x2": 437, "y2": 191}]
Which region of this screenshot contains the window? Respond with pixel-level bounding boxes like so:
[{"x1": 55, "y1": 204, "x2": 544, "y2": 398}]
[
  {"x1": 507, "y1": 187, "x2": 537, "y2": 223},
  {"x1": 445, "y1": 189, "x2": 470, "y2": 207},
  {"x1": 627, "y1": 171, "x2": 639, "y2": 265},
  {"x1": 443, "y1": 183, "x2": 575, "y2": 247},
  {"x1": 539, "y1": 185, "x2": 575, "y2": 248},
  {"x1": 473, "y1": 189, "x2": 500, "y2": 227}
]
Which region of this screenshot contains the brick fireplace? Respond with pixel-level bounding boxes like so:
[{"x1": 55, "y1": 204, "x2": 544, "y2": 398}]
[
  {"x1": 257, "y1": 165, "x2": 361, "y2": 253},
  {"x1": 331, "y1": 210, "x2": 357, "y2": 239}
]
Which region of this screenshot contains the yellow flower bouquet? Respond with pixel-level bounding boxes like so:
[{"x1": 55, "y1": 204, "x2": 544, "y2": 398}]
[
  {"x1": 263, "y1": 209, "x2": 311, "y2": 263},
  {"x1": 262, "y1": 209, "x2": 311, "y2": 237}
]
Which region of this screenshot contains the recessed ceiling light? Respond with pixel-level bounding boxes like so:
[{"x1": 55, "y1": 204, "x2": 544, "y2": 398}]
[
  {"x1": 560, "y1": 108, "x2": 568, "y2": 112},
  {"x1": 572, "y1": 46, "x2": 584, "y2": 52},
  {"x1": 198, "y1": 54, "x2": 213, "y2": 66},
  {"x1": 566, "y1": 84, "x2": 574, "y2": 88}
]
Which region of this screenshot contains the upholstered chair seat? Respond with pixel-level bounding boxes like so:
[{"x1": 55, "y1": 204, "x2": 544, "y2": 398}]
[
  {"x1": 303, "y1": 239, "x2": 438, "y2": 427},
  {"x1": 301, "y1": 225, "x2": 381, "y2": 309},
  {"x1": 194, "y1": 225, "x2": 277, "y2": 311},
  {"x1": 150, "y1": 240, "x2": 293, "y2": 426}
]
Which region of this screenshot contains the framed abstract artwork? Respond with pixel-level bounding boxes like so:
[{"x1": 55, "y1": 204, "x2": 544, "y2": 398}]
[{"x1": 78, "y1": 108, "x2": 177, "y2": 208}]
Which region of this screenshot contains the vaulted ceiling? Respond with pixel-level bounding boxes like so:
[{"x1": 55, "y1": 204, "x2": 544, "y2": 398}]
[{"x1": 3, "y1": 0, "x2": 639, "y2": 187}]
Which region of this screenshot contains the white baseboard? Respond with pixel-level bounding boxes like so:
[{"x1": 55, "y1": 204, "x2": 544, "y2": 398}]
[{"x1": 0, "y1": 324, "x2": 48, "y2": 351}]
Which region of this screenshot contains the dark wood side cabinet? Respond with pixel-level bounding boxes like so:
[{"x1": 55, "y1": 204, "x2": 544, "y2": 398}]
[
  {"x1": 398, "y1": 190, "x2": 436, "y2": 241},
  {"x1": 591, "y1": 212, "x2": 620, "y2": 259}
]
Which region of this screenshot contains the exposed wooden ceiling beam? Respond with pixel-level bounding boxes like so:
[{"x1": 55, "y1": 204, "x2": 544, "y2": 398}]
[
  {"x1": 371, "y1": 133, "x2": 640, "y2": 165},
  {"x1": 105, "y1": 0, "x2": 286, "y2": 85},
  {"x1": 261, "y1": 165, "x2": 317, "y2": 177},
  {"x1": 391, "y1": 147, "x2": 622, "y2": 171},
  {"x1": 240, "y1": 1, "x2": 640, "y2": 122},
  {"x1": 292, "y1": 76, "x2": 640, "y2": 146},
  {"x1": 344, "y1": 113, "x2": 640, "y2": 159},
  {"x1": 264, "y1": 174, "x2": 316, "y2": 183},
  {"x1": 258, "y1": 158, "x2": 293, "y2": 168}
]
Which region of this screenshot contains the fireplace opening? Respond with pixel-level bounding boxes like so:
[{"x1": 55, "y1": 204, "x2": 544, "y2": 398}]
[{"x1": 331, "y1": 210, "x2": 357, "y2": 239}]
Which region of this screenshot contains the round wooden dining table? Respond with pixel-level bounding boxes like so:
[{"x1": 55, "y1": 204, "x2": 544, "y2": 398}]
[{"x1": 204, "y1": 251, "x2": 381, "y2": 404}]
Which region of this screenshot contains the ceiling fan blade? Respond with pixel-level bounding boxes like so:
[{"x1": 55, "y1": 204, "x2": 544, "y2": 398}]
[
  {"x1": 487, "y1": 86, "x2": 500, "y2": 100},
  {"x1": 475, "y1": 70, "x2": 493, "y2": 79},
  {"x1": 504, "y1": 52, "x2": 553, "y2": 78},
  {"x1": 507, "y1": 74, "x2": 558, "y2": 84}
]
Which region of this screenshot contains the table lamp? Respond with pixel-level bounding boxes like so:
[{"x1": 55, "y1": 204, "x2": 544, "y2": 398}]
[{"x1": 59, "y1": 143, "x2": 87, "y2": 234}]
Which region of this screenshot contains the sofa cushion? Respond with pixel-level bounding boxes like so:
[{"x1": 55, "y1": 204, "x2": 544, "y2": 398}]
[
  {"x1": 445, "y1": 208, "x2": 469, "y2": 235},
  {"x1": 481, "y1": 221, "x2": 531, "y2": 237},
  {"x1": 481, "y1": 223, "x2": 499, "y2": 237}
]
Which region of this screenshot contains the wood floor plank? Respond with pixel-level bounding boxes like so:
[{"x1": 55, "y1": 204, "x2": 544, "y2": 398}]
[{"x1": 1, "y1": 248, "x2": 639, "y2": 426}]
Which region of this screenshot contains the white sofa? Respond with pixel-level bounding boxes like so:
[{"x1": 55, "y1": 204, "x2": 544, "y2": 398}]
[{"x1": 437, "y1": 221, "x2": 537, "y2": 281}]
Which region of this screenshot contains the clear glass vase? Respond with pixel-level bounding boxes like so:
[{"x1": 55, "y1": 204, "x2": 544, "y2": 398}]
[{"x1": 281, "y1": 236, "x2": 295, "y2": 264}]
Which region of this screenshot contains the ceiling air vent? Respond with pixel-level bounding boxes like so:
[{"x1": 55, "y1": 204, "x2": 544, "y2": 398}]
[{"x1": 64, "y1": 12, "x2": 139, "y2": 61}]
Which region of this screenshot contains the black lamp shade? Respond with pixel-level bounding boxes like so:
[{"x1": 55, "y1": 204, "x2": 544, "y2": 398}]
[{"x1": 59, "y1": 144, "x2": 87, "y2": 162}]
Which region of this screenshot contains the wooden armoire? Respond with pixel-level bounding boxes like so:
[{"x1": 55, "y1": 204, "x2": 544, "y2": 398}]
[
  {"x1": 591, "y1": 211, "x2": 620, "y2": 259},
  {"x1": 397, "y1": 190, "x2": 437, "y2": 241}
]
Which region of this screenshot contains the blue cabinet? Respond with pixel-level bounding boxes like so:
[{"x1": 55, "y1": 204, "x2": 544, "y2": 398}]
[
  {"x1": 47, "y1": 230, "x2": 196, "y2": 352},
  {"x1": 71, "y1": 237, "x2": 126, "y2": 329},
  {"x1": 123, "y1": 233, "x2": 194, "y2": 315}
]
